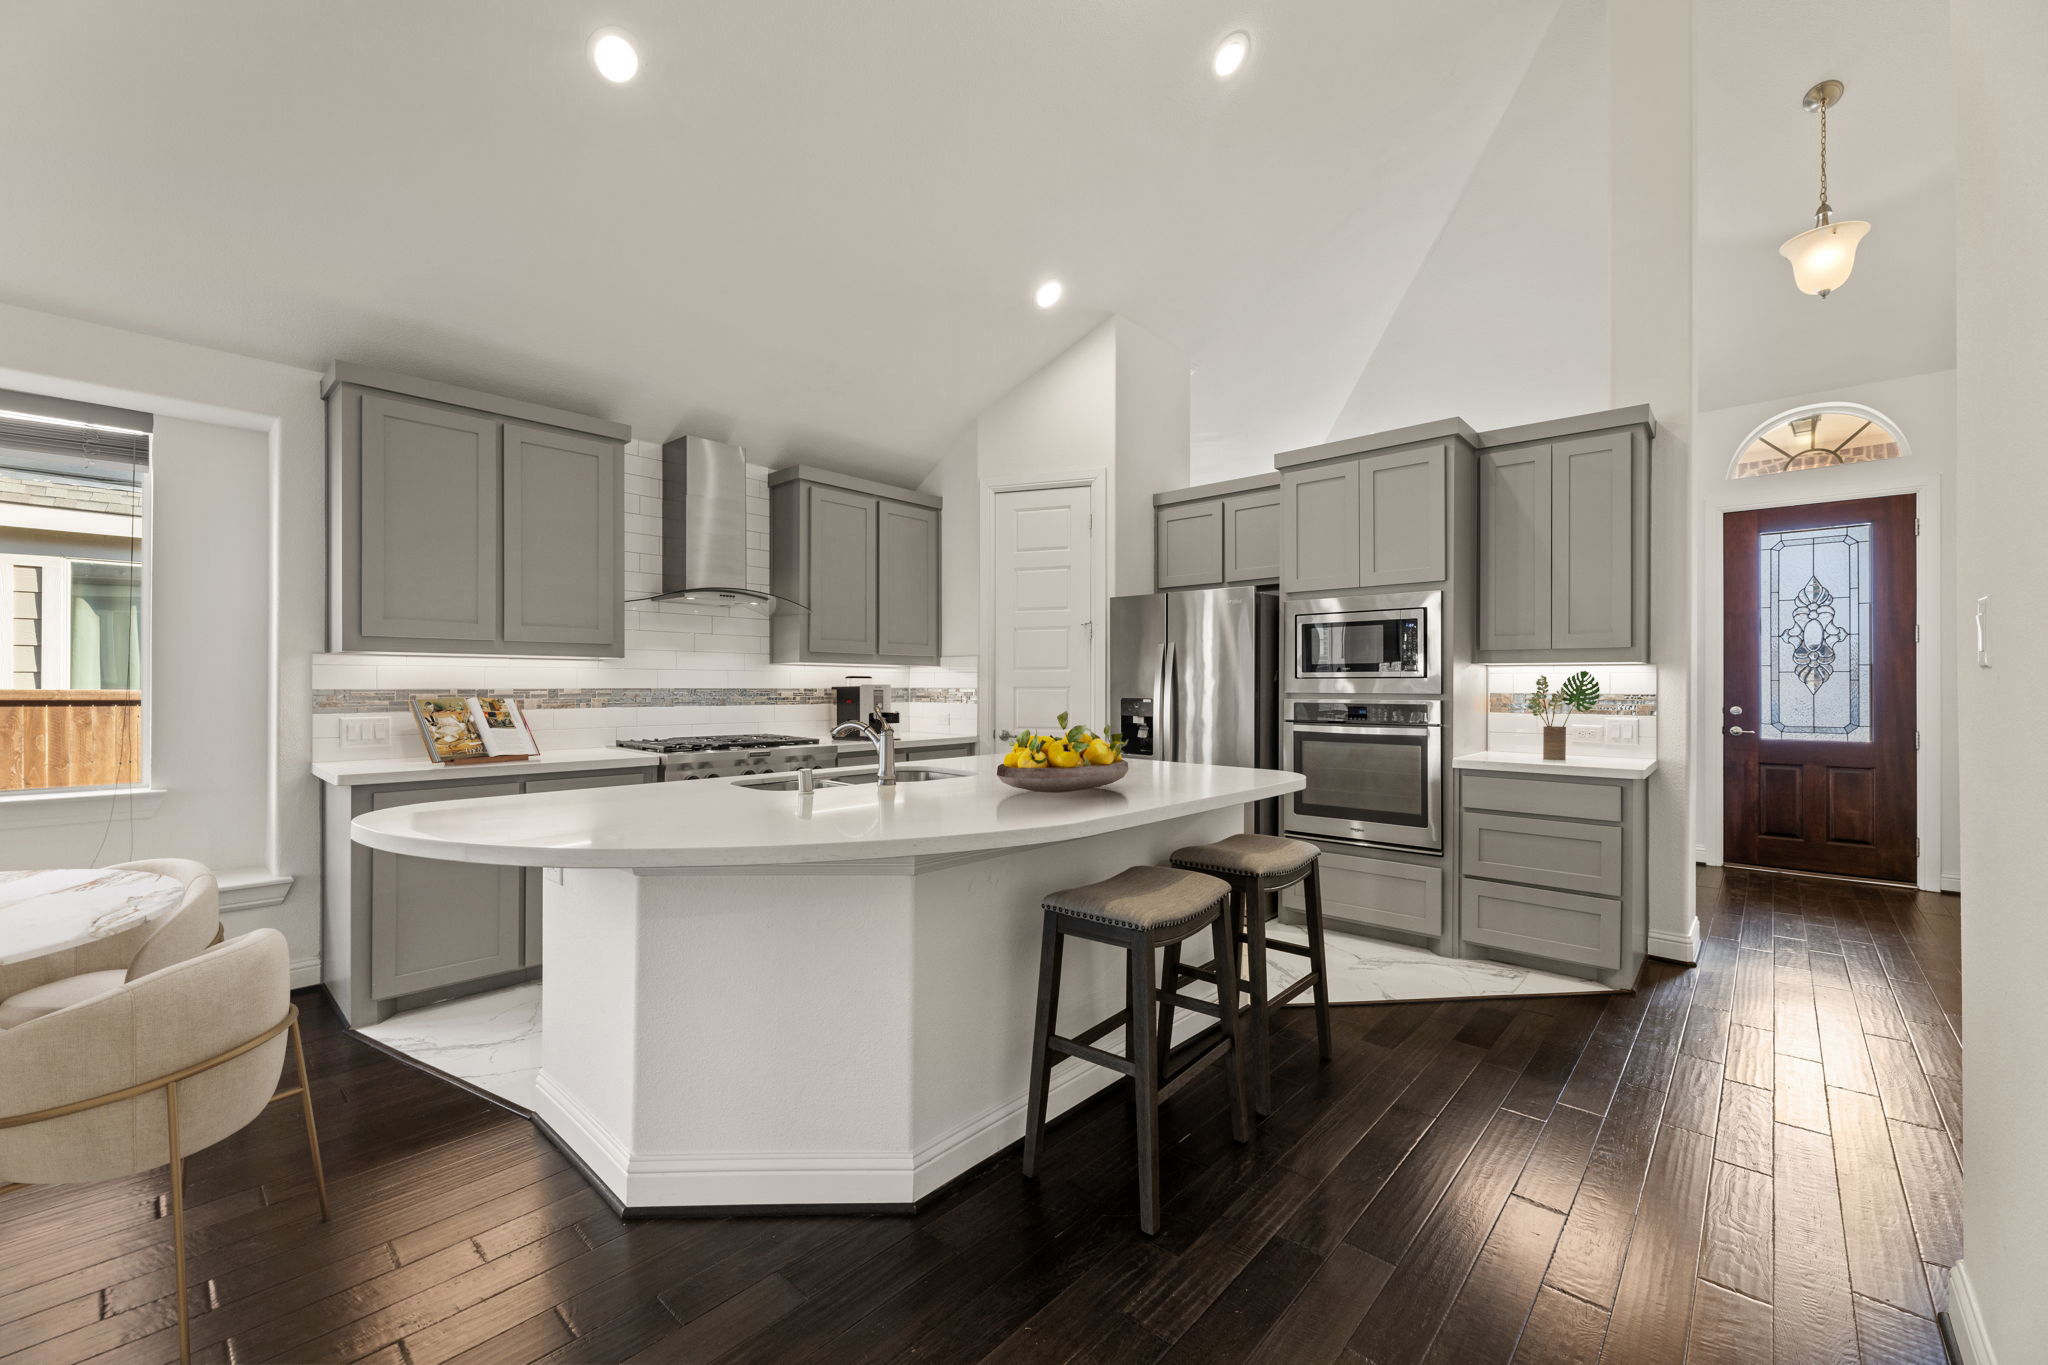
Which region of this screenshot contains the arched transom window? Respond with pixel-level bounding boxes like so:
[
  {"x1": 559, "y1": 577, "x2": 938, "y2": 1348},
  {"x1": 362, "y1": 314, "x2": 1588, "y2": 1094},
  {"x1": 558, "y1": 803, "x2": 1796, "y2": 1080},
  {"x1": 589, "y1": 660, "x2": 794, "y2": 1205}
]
[{"x1": 1732, "y1": 409, "x2": 1904, "y2": 479}]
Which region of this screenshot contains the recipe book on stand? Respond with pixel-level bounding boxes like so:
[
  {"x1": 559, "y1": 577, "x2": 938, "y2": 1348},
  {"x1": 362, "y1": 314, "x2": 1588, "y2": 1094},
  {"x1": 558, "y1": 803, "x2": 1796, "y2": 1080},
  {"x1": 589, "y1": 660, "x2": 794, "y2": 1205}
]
[{"x1": 409, "y1": 694, "x2": 541, "y2": 764}]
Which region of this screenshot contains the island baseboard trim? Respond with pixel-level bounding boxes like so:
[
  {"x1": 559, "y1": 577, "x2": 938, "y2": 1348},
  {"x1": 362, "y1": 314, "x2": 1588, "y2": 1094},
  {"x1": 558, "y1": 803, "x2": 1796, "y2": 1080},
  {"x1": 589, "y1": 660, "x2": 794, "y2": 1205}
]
[{"x1": 529, "y1": 1046, "x2": 1129, "y2": 1215}]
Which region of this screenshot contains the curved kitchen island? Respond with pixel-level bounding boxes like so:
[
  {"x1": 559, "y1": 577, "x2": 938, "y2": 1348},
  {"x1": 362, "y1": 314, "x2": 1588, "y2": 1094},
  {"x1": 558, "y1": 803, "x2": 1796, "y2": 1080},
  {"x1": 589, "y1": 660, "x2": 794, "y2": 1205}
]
[{"x1": 351, "y1": 759, "x2": 1303, "y2": 1214}]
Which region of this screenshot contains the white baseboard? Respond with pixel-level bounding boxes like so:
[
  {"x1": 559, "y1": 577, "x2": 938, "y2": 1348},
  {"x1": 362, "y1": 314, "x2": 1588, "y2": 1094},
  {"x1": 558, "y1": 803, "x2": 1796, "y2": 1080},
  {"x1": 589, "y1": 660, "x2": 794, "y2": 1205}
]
[
  {"x1": 1946, "y1": 1260, "x2": 1996, "y2": 1364},
  {"x1": 529, "y1": 1049, "x2": 1123, "y2": 1211},
  {"x1": 1941, "y1": 872, "x2": 1963, "y2": 894},
  {"x1": 1647, "y1": 917, "x2": 1700, "y2": 964},
  {"x1": 219, "y1": 870, "x2": 295, "y2": 912},
  {"x1": 290, "y1": 956, "x2": 321, "y2": 989}
]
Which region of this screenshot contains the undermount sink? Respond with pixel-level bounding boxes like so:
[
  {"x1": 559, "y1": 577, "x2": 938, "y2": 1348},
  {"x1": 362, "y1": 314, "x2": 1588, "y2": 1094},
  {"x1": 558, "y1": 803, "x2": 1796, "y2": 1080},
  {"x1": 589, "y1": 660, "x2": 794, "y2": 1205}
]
[
  {"x1": 734, "y1": 774, "x2": 847, "y2": 791},
  {"x1": 832, "y1": 767, "x2": 969, "y2": 785}
]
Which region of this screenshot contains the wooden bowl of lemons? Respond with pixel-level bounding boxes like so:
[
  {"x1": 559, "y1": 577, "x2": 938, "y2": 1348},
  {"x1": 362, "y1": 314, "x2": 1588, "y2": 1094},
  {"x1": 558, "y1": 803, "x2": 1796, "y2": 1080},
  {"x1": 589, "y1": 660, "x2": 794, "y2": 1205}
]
[{"x1": 996, "y1": 716, "x2": 1130, "y2": 792}]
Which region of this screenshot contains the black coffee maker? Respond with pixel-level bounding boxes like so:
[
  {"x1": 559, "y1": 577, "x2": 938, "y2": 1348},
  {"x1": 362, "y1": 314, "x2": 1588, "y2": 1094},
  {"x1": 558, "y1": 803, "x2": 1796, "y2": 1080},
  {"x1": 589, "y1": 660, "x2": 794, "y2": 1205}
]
[{"x1": 834, "y1": 681, "x2": 898, "y2": 729}]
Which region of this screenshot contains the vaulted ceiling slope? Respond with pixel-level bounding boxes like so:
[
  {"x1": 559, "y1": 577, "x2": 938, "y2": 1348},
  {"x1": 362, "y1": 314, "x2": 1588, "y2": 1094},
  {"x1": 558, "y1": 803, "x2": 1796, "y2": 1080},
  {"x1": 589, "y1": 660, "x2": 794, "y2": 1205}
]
[{"x1": 0, "y1": 0, "x2": 1556, "y2": 486}]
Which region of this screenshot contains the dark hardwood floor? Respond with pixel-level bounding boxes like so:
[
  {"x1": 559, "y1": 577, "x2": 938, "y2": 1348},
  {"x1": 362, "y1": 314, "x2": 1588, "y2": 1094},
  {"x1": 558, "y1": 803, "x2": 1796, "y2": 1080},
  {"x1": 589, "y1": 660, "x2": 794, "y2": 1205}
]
[{"x1": 0, "y1": 866, "x2": 1961, "y2": 1363}]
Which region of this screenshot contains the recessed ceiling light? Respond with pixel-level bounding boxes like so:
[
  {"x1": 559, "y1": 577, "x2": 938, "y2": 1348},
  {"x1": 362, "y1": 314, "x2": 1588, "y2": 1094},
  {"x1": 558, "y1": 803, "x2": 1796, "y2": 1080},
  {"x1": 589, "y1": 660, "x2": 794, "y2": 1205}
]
[
  {"x1": 590, "y1": 28, "x2": 639, "y2": 84},
  {"x1": 1213, "y1": 32, "x2": 1250, "y2": 79},
  {"x1": 1035, "y1": 280, "x2": 1064, "y2": 309}
]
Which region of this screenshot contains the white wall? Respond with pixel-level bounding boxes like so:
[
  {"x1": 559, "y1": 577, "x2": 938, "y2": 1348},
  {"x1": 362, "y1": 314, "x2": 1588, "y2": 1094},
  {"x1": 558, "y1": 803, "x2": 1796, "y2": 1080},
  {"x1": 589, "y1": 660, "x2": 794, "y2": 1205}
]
[
  {"x1": 975, "y1": 320, "x2": 1118, "y2": 485},
  {"x1": 1325, "y1": 0, "x2": 1611, "y2": 444},
  {"x1": 0, "y1": 301, "x2": 325, "y2": 978},
  {"x1": 1951, "y1": 1, "x2": 2048, "y2": 1359},
  {"x1": 1691, "y1": 370, "x2": 1958, "y2": 892},
  {"x1": 1110, "y1": 316, "x2": 1192, "y2": 597},
  {"x1": 1612, "y1": 0, "x2": 1695, "y2": 963}
]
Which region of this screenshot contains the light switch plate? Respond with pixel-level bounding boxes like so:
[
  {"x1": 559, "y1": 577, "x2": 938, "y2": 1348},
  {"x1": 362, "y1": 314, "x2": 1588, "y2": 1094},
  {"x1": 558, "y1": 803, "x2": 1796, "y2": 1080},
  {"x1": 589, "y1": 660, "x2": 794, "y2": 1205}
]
[
  {"x1": 338, "y1": 716, "x2": 393, "y2": 751},
  {"x1": 1606, "y1": 718, "x2": 1639, "y2": 743}
]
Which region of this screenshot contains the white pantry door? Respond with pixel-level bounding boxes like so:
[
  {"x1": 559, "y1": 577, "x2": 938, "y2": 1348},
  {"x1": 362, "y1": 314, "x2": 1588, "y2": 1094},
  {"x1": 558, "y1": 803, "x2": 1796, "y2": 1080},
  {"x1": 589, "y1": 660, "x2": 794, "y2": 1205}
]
[{"x1": 991, "y1": 484, "x2": 1096, "y2": 742}]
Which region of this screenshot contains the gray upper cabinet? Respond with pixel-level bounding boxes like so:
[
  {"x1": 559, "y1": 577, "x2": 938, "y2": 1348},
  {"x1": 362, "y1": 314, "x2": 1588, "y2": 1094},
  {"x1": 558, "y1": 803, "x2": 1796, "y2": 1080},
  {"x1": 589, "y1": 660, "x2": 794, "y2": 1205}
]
[
  {"x1": 1478, "y1": 445, "x2": 1554, "y2": 653},
  {"x1": 502, "y1": 422, "x2": 622, "y2": 648},
  {"x1": 1149, "y1": 478, "x2": 1280, "y2": 590},
  {"x1": 1359, "y1": 444, "x2": 1448, "y2": 586},
  {"x1": 1281, "y1": 445, "x2": 1448, "y2": 593},
  {"x1": 877, "y1": 499, "x2": 940, "y2": 658},
  {"x1": 769, "y1": 466, "x2": 941, "y2": 665},
  {"x1": 1476, "y1": 424, "x2": 1648, "y2": 662},
  {"x1": 1221, "y1": 489, "x2": 1282, "y2": 583},
  {"x1": 1156, "y1": 501, "x2": 1225, "y2": 588},
  {"x1": 326, "y1": 364, "x2": 628, "y2": 657},
  {"x1": 806, "y1": 485, "x2": 880, "y2": 655},
  {"x1": 1281, "y1": 460, "x2": 1362, "y2": 592},
  {"x1": 357, "y1": 394, "x2": 501, "y2": 644},
  {"x1": 1551, "y1": 432, "x2": 1639, "y2": 652}
]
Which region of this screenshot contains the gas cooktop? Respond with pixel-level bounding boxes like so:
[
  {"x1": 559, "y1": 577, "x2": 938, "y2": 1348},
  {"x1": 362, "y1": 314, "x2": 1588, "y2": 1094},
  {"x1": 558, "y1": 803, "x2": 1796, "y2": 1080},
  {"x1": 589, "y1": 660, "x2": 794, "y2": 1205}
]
[{"x1": 617, "y1": 734, "x2": 824, "y2": 754}]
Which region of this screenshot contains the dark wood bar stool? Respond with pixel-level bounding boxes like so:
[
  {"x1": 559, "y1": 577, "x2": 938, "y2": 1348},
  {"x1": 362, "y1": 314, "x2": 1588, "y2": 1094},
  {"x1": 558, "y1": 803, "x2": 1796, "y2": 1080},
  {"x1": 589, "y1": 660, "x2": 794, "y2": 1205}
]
[
  {"x1": 1167, "y1": 833, "x2": 1331, "y2": 1115},
  {"x1": 1021, "y1": 864, "x2": 1252, "y2": 1235}
]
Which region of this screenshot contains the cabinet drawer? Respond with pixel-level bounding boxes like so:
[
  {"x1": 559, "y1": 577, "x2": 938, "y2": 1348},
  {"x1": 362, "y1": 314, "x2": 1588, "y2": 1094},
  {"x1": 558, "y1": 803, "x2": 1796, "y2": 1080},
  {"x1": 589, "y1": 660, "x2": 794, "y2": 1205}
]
[
  {"x1": 1461, "y1": 773, "x2": 1621, "y2": 823},
  {"x1": 1460, "y1": 811, "x2": 1622, "y2": 896},
  {"x1": 523, "y1": 771, "x2": 651, "y2": 794},
  {"x1": 1461, "y1": 878, "x2": 1621, "y2": 970},
  {"x1": 1284, "y1": 849, "x2": 1443, "y2": 938}
]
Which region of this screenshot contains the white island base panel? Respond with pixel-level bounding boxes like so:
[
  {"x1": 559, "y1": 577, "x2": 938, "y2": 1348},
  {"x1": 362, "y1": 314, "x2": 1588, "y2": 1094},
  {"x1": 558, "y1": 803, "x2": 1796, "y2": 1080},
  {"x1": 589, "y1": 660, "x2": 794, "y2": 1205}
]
[{"x1": 530, "y1": 807, "x2": 1245, "y2": 1214}]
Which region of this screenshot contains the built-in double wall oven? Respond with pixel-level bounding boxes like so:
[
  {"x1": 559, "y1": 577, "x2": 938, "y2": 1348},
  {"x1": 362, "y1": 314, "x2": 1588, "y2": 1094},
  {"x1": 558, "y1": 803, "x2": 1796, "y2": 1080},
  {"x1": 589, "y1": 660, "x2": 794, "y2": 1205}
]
[{"x1": 1281, "y1": 591, "x2": 1443, "y2": 852}]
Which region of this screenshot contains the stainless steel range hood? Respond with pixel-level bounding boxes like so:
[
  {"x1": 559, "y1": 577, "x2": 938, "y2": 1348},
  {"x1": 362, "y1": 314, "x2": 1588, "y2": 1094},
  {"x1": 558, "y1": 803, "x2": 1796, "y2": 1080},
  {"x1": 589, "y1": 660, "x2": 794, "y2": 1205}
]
[{"x1": 655, "y1": 436, "x2": 773, "y2": 609}]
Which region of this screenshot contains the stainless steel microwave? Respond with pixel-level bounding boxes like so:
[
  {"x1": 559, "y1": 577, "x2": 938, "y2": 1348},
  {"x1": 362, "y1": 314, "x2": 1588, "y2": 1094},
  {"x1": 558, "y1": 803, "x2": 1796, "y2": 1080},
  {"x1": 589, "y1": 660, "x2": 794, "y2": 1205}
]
[{"x1": 1285, "y1": 590, "x2": 1440, "y2": 695}]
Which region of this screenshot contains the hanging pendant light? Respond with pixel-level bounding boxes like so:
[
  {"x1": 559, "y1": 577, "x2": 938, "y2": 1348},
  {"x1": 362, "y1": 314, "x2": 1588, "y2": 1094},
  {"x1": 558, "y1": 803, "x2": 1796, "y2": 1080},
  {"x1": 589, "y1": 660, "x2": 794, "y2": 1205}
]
[{"x1": 1779, "y1": 80, "x2": 1871, "y2": 297}]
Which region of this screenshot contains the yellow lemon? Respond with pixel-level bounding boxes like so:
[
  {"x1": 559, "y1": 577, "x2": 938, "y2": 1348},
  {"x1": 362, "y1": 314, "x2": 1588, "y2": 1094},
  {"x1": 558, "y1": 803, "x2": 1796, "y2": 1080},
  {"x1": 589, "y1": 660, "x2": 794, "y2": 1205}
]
[
  {"x1": 1003, "y1": 746, "x2": 1029, "y2": 767},
  {"x1": 1014, "y1": 746, "x2": 1049, "y2": 769},
  {"x1": 1048, "y1": 746, "x2": 1083, "y2": 768},
  {"x1": 1082, "y1": 739, "x2": 1117, "y2": 766}
]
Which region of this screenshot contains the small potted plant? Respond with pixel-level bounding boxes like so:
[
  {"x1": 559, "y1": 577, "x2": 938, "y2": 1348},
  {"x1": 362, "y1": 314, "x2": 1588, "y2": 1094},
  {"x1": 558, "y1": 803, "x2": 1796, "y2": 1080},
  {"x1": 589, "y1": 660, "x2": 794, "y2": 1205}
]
[{"x1": 1527, "y1": 671, "x2": 1602, "y2": 760}]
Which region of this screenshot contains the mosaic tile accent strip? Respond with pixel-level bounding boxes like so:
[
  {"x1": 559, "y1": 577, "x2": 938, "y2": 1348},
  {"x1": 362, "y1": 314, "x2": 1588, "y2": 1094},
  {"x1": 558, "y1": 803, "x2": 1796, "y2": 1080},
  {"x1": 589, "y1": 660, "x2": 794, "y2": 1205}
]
[
  {"x1": 1486, "y1": 692, "x2": 1657, "y2": 717},
  {"x1": 314, "y1": 686, "x2": 976, "y2": 713}
]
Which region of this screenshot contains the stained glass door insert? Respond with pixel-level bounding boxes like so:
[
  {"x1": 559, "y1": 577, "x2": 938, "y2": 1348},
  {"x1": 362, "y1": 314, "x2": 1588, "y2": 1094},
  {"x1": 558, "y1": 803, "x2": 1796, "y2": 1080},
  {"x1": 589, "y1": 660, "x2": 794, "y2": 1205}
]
[{"x1": 1758, "y1": 522, "x2": 1873, "y2": 743}]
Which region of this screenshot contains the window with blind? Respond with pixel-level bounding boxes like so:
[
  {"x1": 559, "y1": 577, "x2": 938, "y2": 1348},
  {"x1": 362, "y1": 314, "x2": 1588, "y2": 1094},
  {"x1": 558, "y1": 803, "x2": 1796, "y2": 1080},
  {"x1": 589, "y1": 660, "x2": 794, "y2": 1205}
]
[{"x1": 0, "y1": 390, "x2": 150, "y2": 792}]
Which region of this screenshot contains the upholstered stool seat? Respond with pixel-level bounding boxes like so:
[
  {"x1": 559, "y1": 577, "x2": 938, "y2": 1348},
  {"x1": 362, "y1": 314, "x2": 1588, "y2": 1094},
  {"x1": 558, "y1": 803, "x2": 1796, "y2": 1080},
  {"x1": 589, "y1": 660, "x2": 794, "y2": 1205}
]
[
  {"x1": 1022, "y1": 864, "x2": 1250, "y2": 1235},
  {"x1": 0, "y1": 969, "x2": 124, "y2": 1031},
  {"x1": 1169, "y1": 835, "x2": 1332, "y2": 1116},
  {"x1": 1169, "y1": 833, "x2": 1320, "y2": 887},
  {"x1": 1041, "y1": 864, "x2": 1232, "y2": 930}
]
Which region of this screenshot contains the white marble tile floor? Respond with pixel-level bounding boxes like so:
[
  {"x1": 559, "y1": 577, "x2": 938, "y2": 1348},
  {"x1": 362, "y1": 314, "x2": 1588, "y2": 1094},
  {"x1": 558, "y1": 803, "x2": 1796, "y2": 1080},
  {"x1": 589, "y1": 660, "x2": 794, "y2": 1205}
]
[{"x1": 352, "y1": 926, "x2": 1611, "y2": 1110}]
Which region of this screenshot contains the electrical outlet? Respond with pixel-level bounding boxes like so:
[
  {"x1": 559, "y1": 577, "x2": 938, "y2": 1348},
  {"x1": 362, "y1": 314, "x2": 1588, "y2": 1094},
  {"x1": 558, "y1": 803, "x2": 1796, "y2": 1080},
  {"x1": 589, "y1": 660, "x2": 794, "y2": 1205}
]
[{"x1": 1568, "y1": 722, "x2": 1603, "y2": 745}]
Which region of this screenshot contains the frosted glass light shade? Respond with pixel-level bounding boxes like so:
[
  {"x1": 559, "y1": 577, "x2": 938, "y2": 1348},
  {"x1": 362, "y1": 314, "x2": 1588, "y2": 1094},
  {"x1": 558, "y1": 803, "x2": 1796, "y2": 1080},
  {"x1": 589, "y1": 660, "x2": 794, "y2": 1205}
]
[{"x1": 1778, "y1": 219, "x2": 1871, "y2": 297}]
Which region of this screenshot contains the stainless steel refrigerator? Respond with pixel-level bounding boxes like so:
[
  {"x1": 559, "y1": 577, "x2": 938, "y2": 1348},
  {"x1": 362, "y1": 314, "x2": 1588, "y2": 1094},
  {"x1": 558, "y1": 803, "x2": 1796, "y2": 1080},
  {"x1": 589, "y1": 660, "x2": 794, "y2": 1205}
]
[{"x1": 1110, "y1": 586, "x2": 1278, "y2": 774}]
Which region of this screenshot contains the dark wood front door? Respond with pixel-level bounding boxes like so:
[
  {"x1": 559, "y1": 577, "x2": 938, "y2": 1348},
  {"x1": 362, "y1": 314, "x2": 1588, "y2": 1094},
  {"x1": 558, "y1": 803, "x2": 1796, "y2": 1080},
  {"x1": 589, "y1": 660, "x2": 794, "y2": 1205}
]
[{"x1": 1723, "y1": 494, "x2": 1917, "y2": 882}]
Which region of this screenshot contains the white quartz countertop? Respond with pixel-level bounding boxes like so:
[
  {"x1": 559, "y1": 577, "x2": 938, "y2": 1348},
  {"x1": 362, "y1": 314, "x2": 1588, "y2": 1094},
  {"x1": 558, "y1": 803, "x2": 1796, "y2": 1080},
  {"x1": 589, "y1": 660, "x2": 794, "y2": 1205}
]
[
  {"x1": 834, "y1": 732, "x2": 974, "y2": 751},
  {"x1": 349, "y1": 760, "x2": 1304, "y2": 868},
  {"x1": 1452, "y1": 750, "x2": 1659, "y2": 780},
  {"x1": 313, "y1": 748, "x2": 661, "y2": 787}
]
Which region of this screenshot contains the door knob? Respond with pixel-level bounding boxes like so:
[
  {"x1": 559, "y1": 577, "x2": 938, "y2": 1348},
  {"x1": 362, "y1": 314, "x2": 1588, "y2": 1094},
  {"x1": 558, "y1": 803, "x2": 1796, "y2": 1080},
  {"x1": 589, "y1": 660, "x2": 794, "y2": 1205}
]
[{"x1": 1727, "y1": 725, "x2": 1753, "y2": 736}]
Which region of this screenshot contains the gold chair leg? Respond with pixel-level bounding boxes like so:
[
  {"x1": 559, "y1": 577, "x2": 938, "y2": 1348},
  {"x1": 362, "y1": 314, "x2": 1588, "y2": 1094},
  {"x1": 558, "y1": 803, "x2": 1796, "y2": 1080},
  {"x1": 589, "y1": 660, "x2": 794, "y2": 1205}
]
[
  {"x1": 165, "y1": 1080, "x2": 191, "y2": 1365},
  {"x1": 289, "y1": 1016, "x2": 330, "y2": 1222}
]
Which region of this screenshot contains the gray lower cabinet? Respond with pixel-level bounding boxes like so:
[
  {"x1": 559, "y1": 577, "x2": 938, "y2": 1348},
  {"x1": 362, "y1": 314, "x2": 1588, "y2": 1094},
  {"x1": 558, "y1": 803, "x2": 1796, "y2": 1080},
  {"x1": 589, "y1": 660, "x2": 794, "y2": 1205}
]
[
  {"x1": 1284, "y1": 847, "x2": 1444, "y2": 938},
  {"x1": 326, "y1": 364, "x2": 628, "y2": 657},
  {"x1": 1280, "y1": 444, "x2": 1448, "y2": 593},
  {"x1": 1156, "y1": 501, "x2": 1225, "y2": 588},
  {"x1": 1456, "y1": 768, "x2": 1645, "y2": 982},
  {"x1": 1477, "y1": 424, "x2": 1649, "y2": 662},
  {"x1": 769, "y1": 467, "x2": 941, "y2": 665},
  {"x1": 368, "y1": 782, "x2": 526, "y2": 1000},
  {"x1": 324, "y1": 764, "x2": 656, "y2": 1024}
]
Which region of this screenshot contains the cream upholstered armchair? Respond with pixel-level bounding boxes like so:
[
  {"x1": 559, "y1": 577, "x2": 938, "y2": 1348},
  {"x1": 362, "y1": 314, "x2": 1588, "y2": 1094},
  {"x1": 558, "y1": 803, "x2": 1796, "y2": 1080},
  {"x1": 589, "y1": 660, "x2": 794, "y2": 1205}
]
[
  {"x1": 0, "y1": 858, "x2": 221, "y2": 1030},
  {"x1": 0, "y1": 928, "x2": 328, "y2": 1365}
]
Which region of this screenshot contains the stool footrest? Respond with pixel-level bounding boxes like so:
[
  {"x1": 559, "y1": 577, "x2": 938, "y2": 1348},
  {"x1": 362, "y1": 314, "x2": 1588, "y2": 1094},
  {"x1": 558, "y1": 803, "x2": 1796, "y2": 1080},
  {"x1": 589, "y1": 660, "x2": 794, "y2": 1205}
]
[
  {"x1": 1047, "y1": 1036, "x2": 1138, "y2": 1077},
  {"x1": 1271, "y1": 973, "x2": 1320, "y2": 1008},
  {"x1": 1160, "y1": 1035, "x2": 1234, "y2": 1100},
  {"x1": 1070, "y1": 1010, "x2": 1129, "y2": 1049},
  {"x1": 1264, "y1": 939, "x2": 1314, "y2": 959},
  {"x1": 1163, "y1": 991, "x2": 1224, "y2": 1020}
]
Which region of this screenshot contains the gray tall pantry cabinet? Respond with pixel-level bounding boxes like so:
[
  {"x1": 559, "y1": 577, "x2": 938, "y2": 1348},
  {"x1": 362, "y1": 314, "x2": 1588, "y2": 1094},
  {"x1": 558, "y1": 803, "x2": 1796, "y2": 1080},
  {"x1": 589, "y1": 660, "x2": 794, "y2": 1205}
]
[
  {"x1": 768, "y1": 466, "x2": 942, "y2": 665},
  {"x1": 325, "y1": 363, "x2": 629, "y2": 656}
]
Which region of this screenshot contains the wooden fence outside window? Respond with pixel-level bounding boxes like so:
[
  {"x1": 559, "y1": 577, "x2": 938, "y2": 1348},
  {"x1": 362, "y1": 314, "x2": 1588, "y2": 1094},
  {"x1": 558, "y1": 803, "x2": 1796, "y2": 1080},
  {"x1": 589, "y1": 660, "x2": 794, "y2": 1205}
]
[{"x1": 0, "y1": 689, "x2": 143, "y2": 790}]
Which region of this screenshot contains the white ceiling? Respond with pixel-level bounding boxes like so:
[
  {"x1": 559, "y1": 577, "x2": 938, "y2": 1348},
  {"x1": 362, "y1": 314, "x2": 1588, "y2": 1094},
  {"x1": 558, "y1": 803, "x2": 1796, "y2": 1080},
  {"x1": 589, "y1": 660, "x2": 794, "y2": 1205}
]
[
  {"x1": 0, "y1": 0, "x2": 1559, "y2": 485},
  {"x1": 1694, "y1": 0, "x2": 1956, "y2": 413}
]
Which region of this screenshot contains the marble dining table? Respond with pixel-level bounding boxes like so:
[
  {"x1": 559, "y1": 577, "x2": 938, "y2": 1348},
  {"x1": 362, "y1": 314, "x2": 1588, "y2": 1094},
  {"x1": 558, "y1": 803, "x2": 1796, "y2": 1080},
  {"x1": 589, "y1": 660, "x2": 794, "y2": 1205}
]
[{"x1": 0, "y1": 867, "x2": 184, "y2": 967}]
